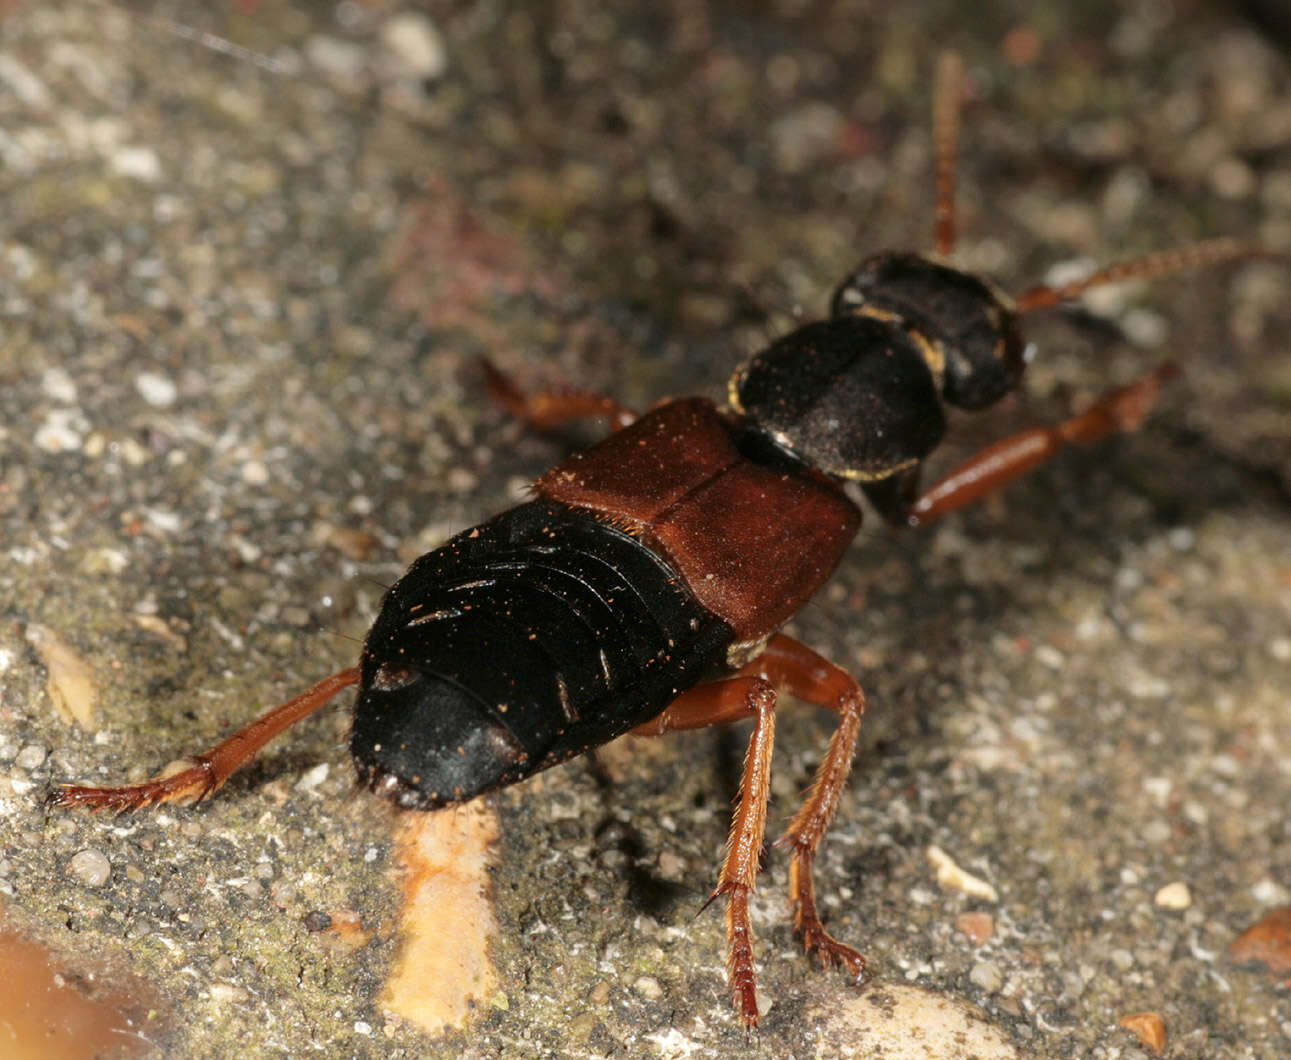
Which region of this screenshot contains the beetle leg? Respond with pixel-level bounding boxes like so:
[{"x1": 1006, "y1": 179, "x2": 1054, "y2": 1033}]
[
  {"x1": 481, "y1": 359, "x2": 638, "y2": 432},
  {"x1": 48, "y1": 668, "x2": 361, "y2": 812},
  {"x1": 900, "y1": 361, "x2": 1180, "y2": 528},
  {"x1": 746, "y1": 636, "x2": 869, "y2": 977},
  {"x1": 635, "y1": 675, "x2": 778, "y2": 1027}
]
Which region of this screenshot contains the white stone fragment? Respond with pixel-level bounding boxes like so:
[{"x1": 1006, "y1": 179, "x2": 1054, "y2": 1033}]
[
  {"x1": 136, "y1": 371, "x2": 178, "y2": 407},
  {"x1": 927, "y1": 845, "x2": 999, "y2": 902}
]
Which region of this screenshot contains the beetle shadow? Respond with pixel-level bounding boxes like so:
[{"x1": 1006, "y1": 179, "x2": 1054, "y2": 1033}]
[{"x1": 581, "y1": 752, "x2": 716, "y2": 920}]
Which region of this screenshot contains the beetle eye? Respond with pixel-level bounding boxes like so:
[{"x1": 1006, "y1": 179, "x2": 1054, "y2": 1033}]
[{"x1": 371, "y1": 663, "x2": 420, "y2": 692}]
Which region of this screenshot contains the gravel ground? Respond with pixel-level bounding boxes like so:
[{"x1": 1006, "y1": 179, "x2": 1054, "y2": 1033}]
[{"x1": 2, "y1": 2, "x2": 1290, "y2": 1058}]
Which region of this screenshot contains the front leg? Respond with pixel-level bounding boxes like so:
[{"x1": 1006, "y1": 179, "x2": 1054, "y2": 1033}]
[{"x1": 865, "y1": 363, "x2": 1178, "y2": 528}]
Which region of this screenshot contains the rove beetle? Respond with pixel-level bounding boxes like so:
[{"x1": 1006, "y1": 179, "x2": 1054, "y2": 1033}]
[{"x1": 51, "y1": 53, "x2": 1272, "y2": 1026}]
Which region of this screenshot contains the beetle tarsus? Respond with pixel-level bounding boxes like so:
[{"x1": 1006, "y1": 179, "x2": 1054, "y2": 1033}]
[
  {"x1": 48, "y1": 756, "x2": 220, "y2": 812},
  {"x1": 788, "y1": 849, "x2": 868, "y2": 974},
  {"x1": 723, "y1": 886, "x2": 761, "y2": 1028}
]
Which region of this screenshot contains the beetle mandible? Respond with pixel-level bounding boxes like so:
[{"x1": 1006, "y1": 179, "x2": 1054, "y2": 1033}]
[{"x1": 51, "y1": 52, "x2": 1269, "y2": 1027}]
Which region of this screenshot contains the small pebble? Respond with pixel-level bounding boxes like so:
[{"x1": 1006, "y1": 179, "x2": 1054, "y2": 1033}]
[
  {"x1": 281, "y1": 605, "x2": 312, "y2": 628},
  {"x1": 68, "y1": 848, "x2": 112, "y2": 887},
  {"x1": 927, "y1": 845, "x2": 999, "y2": 902},
  {"x1": 633, "y1": 975, "x2": 662, "y2": 1000},
  {"x1": 303, "y1": 910, "x2": 332, "y2": 932},
  {"x1": 380, "y1": 12, "x2": 447, "y2": 80},
  {"x1": 33, "y1": 408, "x2": 87, "y2": 453},
  {"x1": 1227, "y1": 906, "x2": 1291, "y2": 978},
  {"x1": 1122, "y1": 307, "x2": 1167, "y2": 347},
  {"x1": 1154, "y1": 881, "x2": 1192, "y2": 910},
  {"x1": 305, "y1": 35, "x2": 367, "y2": 81},
  {"x1": 111, "y1": 145, "x2": 162, "y2": 182},
  {"x1": 145, "y1": 508, "x2": 181, "y2": 534},
  {"x1": 969, "y1": 960, "x2": 1004, "y2": 993},
  {"x1": 1141, "y1": 776, "x2": 1172, "y2": 807},
  {"x1": 657, "y1": 851, "x2": 686, "y2": 880},
  {"x1": 295, "y1": 762, "x2": 330, "y2": 792},
  {"x1": 209, "y1": 982, "x2": 250, "y2": 1005},
  {"x1": 15, "y1": 744, "x2": 47, "y2": 771},
  {"x1": 0, "y1": 53, "x2": 51, "y2": 106},
  {"x1": 955, "y1": 911, "x2": 996, "y2": 945},
  {"x1": 1034, "y1": 644, "x2": 1065, "y2": 670},
  {"x1": 41, "y1": 366, "x2": 78, "y2": 403},
  {"x1": 1119, "y1": 1011, "x2": 1167, "y2": 1055},
  {"x1": 135, "y1": 371, "x2": 177, "y2": 408},
  {"x1": 1252, "y1": 879, "x2": 1291, "y2": 906},
  {"x1": 808, "y1": 982, "x2": 1018, "y2": 1059}
]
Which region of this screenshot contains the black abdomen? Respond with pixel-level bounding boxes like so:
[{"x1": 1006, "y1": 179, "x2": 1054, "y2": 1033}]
[{"x1": 351, "y1": 500, "x2": 735, "y2": 808}]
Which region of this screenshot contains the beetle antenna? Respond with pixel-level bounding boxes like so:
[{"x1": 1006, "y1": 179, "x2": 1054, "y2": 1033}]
[
  {"x1": 47, "y1": 668, "x2": 361, "y2": 812},
  {"x1": 1013, "y1": 237, "x2": 1275, "y2": 313},
  {"x1": 932, "y1": 50, "x2": 963, "y2": 257}
]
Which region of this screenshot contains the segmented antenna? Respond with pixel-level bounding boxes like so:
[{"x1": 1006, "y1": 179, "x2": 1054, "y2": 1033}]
[
  {"x1": 932, "y1": 50, "x2": 964, "y2": 257},
  {"x1": 1014, "y1": 237, "x2": 1272, "y2": 313}
]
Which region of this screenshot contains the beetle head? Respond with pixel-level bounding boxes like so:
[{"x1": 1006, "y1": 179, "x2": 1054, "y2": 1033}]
[{"x1": 831, "y1": 251, "x2": 1026, "y2": 410}]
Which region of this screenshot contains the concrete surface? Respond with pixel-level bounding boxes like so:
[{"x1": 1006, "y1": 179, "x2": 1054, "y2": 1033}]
[{"x1": 1, "y1": 1, "x2": 1289, "y2": 1057}]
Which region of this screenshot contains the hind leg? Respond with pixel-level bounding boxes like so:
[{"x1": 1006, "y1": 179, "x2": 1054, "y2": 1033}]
[
  {"x1": 750, "y1": 636, "x2": 868, "y2": 974},
  {"x1": 636, "y1": 674, "x2": 778, "y2": 1027},
  {"x1": 636, "y1": 634, "x2": 869, "y2": 1024}
]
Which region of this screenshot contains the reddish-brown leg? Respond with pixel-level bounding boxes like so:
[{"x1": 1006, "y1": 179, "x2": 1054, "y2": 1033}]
[
  {"x1": 906, "y1": 362, "x2": 1179, "y2": 528},
  {"x1": 634, "y1": 673, "x2": 777, "y2": 1027},
  {"x1": 751, "y1": 636, "x2": 868, "y2": 976},
  {"x1": 482, "y1": 359, "x2": 638, "y2": 432},
  {"x1": 49, "y1": 668, "x2": 361, "y2": 812},
  {"x1": 633, "y1": 635, "x2": 869, "y2": 1025},
  {"x1": 932, "y1": 50, "x2": 963, "y2": 257}
]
